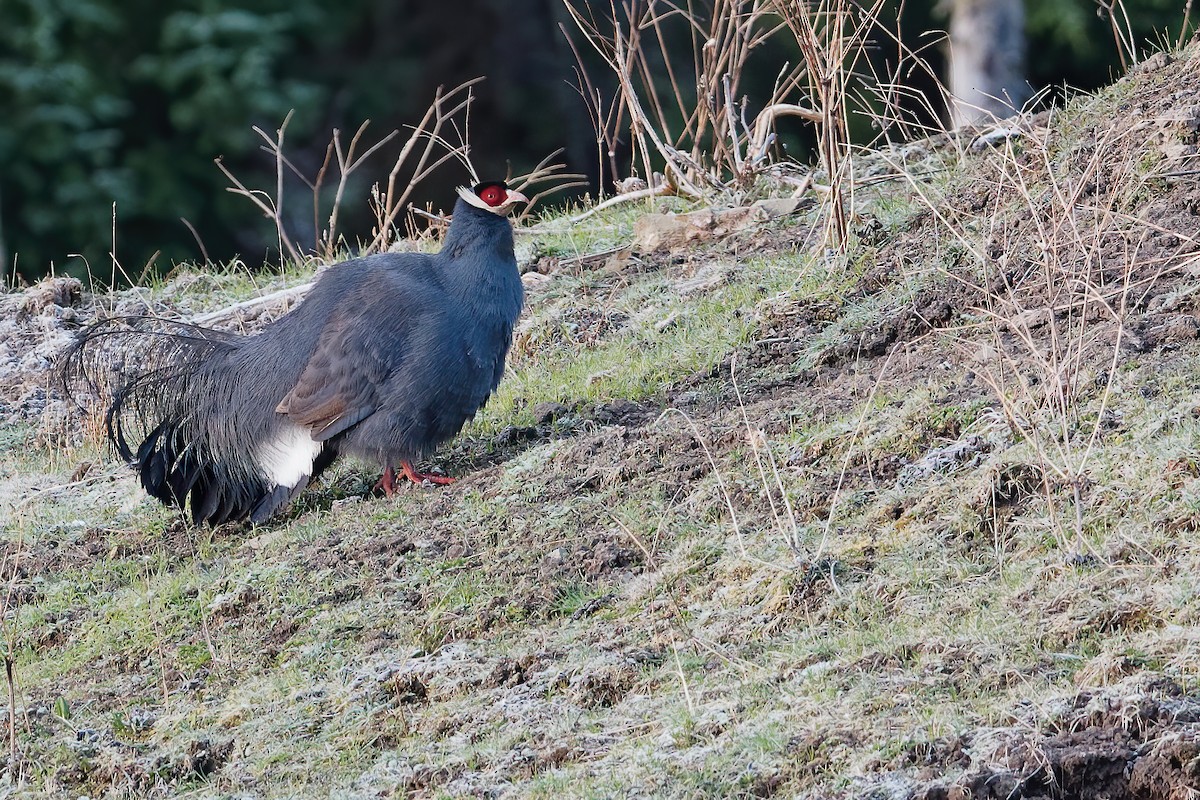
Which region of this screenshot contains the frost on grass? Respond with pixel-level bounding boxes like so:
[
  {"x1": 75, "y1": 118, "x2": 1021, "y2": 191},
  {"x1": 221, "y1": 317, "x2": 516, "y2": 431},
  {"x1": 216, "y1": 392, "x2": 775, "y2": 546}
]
[{"x1": 6, "y1": 43, "x2": 1200, "y2": 800}]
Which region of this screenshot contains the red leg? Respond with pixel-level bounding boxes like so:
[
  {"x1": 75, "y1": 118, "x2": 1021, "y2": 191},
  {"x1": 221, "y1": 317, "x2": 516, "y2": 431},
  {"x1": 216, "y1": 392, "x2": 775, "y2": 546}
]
[
  {"x1": 399, "y1": 460, "x2": 455, "y2": 486},
  {"x1": 373, "y1": 465, "x2": 397, "y2": 497}
]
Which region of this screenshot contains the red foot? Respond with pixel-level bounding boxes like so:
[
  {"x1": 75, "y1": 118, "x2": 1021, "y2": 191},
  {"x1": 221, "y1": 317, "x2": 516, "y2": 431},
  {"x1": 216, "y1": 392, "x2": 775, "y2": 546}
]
[
  {"x1": 374, "y1": 465, "x2": 398, "y2": 497},
  {"x1": 374, "y1": 461, "x2": 454, "y2": 497},
  {"x1": 399, "y1": 460, "x2": 455, "y2": 486}
]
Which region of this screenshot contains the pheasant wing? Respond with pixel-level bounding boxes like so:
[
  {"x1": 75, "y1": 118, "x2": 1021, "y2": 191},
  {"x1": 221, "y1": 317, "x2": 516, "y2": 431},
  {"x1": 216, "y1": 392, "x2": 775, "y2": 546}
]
[{"x1": 275, "y1": 313, "x2": 388, "y2": 442}]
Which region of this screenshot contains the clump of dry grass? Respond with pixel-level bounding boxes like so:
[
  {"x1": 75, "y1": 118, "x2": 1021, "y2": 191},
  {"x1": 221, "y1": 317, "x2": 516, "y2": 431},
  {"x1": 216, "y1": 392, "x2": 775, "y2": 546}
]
[
  {"x1": 890, "y1": 96, "x2": 1199, "y2": 555},
  {"x1": 561, "y1": 0, "x2": 891, "y2": 251},
  {"x1": 217, "y1": 79, "x2": 584, "y2": 265}
]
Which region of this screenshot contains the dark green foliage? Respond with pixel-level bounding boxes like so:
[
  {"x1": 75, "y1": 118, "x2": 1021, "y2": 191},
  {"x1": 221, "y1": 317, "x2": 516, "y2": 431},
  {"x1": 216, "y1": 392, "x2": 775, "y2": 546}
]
[
  {"x1": 0, "y1": 0, "x2": 340, "y2": 282},
  {"x1": 874, "y1": 0, "x2": 1194, "y2": 122},
  {"x1": 0, "y1": 0, "x2": 1193, "y2": 284},
  {"x1": 0, "y1": 0, "x2": 586, "y2": 285},
  {"x1": 1025, "y1": 0, "x2": 1192, "y2": 89}
]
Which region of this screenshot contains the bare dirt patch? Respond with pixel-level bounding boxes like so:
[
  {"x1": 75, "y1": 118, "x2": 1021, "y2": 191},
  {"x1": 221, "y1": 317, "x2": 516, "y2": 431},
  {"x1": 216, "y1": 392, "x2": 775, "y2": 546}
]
[
  {"x1": 9, "y1": 43, "x2": 1200, "y2": 800},
  {"x1": 911, "y1": 679, "x2": 1200, "y2": 800}
]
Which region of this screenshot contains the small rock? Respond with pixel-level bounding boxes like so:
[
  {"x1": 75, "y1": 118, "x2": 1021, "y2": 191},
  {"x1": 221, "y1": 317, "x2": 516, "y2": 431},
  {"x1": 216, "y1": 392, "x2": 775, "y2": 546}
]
[
  {"x1": 971, "y1": 343, "x2": 999, "y2": 364},
  {"x1": 616, "y1": 177, "x2": 648, "y2": 193},
  {"x1": 532, "y1": 401, "x2": 569, "y2": 425},
  {"x1": 970, "y1": 126, "x2": 1023, "y2": 153},
  {"x1": 113, "y1": 291, "x2": 152, "y2": 316},
  {"x1": 1007, "y1": 307, "x2": 1053, "y2": 332},
  {"x1": 1133, "y1": 51, "x2": 1172, "y2": 73},
  {"x1": 1162, "y1": 316, "x2": 1199, "y2": 342},
  {"x1": 21, "y1": 276, "x2": 82, "y2": 314},
  {"x1": 494, "y1": 425, "x2": 539, "y2": 446},
  {"x1": 898, "y1": 436, "x2": 991, "y2": 486},
  {"x1": 208, "y1": 585, "x2": 256, "y2": 617},
  {"x1": 584, "y1": 540, "x2": 637, "y2": 576},
  {"x1": 521, "y1": 271, "x2": 553, "y2": 291},
  {"x1": 125, "y1": 706, "x2": 158, "y2": 733},
  {"x1": 750, "y1": 197, "x2": 807, "y2": 218},
  {"x1": 75, "y1": 728, "x2": 102, "y2": 744},
  {"x1": 592, "y1": 398, "x2": 645, "y2": 425}
]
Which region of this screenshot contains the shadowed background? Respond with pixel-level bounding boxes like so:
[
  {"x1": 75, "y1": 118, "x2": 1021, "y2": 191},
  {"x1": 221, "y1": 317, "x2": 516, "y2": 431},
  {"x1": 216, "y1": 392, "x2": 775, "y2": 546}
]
[{"x1": 0, "y1": 0, "x2": 1190, "y2": 283}]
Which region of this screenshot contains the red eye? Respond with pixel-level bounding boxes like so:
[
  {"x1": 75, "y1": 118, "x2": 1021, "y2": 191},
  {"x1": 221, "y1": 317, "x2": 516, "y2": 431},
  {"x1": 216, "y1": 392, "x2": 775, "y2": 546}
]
[{"x1": 477, "y1": 185, "x2": 506, "y2": 207}]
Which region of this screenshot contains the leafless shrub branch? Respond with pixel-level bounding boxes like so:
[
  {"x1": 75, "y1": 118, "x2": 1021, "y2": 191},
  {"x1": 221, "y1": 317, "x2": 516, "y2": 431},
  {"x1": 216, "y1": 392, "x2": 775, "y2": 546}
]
[
  {"x1": 888, "y1": 112, "x2": 1195, "y2": 554},
  {"x1": 366, "y1": 78, "x2": 485, "y2": 253},
  {"x1": 776, "y1": 0, "x2": 886, "y2": 250},
  {"x1": 507, "y1": 149, "x2": 590, "y2": 224},
  {"x1": 219, "y1": 79, "x2": 489, "y2": 265},
  {"x1": 562, "y1": 0, "x2": 897, "y2": 251},
  {"x1": 562, "y1": 0, "x2": 798, "y2": 201}
]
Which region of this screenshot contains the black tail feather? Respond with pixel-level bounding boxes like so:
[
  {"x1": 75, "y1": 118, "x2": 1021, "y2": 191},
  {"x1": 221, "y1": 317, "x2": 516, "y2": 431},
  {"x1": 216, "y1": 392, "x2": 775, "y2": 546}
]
[
  {"x1": 60, "y1": 315, "x2": 280, "y2": 525},
  {"x1": 134, "y1": 423, "x2": 163, "y2": 468},
  {"x1": 167, "y1": 453, "x2": 204, "y2": 506},
  {"x1": 128, "y1": 419, "x2": 260, "y2": 524},
  {"x1": 211, "y1": 487, "x2": 237, "y2": 526},
  {"x1": 193, "y1": 478, "x2": 221, "y2": 525},
  {"x1": 311, "y1": 446, "x2": 339, "y2": 481},
  {"x1": 249, "y1": 477, "x2": 309, "y2": 525},
  {"x1": 135, "y1": 424, "x2": 173, "y2": 504}
]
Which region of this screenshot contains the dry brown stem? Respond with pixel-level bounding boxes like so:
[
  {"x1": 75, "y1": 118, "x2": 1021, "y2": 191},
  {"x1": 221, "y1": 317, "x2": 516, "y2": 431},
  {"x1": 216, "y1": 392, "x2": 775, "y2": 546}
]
[
  {"x1": 562, "y1": 0, "x2": 817, "y2": 201},
  {"x1": 218, "y1": 79, "x2": 488, "y2": 266}
]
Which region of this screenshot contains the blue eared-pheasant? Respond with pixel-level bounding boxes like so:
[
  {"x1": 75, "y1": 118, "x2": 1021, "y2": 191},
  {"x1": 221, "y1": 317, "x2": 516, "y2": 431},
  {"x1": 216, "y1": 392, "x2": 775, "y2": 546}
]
[{"x1": 63, "y1": 181, "x2": 527, "y2": 524}]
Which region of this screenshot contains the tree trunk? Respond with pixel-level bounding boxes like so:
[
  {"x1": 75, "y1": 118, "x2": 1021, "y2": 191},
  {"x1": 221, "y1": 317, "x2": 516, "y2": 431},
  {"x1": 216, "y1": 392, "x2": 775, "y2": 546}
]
[
  {"x1": 945, "y1": 0, "x2": 1028, "y2": 127},
  {"x1": 0, "y1": 185, "x2": 7, "y2": 280}
]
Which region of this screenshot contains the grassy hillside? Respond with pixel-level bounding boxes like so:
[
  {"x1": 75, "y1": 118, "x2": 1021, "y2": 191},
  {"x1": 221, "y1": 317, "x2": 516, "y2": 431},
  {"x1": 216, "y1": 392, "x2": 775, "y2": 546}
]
[{"x1": 4, "y1": 45, "x2": 1200, "y2": 800}]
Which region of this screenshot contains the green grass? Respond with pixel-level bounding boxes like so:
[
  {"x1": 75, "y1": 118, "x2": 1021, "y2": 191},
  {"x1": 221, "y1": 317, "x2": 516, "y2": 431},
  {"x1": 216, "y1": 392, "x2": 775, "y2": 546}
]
[
  {"x1": 9, "y1": 50, "x2": 1200, "y2": 797},
  {"x1": 483, "y1": 249, "x2": 813, "y2": 429}
]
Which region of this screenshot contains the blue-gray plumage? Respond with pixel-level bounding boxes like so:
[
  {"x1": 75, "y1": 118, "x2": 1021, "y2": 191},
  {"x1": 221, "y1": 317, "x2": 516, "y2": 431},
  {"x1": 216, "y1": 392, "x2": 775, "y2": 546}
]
[{"x1": 62, "y1": 181, "x2": 526, "y2": 525}]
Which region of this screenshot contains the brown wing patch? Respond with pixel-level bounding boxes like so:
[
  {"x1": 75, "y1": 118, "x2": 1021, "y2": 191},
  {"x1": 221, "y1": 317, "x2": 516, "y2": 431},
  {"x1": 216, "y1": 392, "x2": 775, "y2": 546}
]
[
  {"x1": 277, "y1": 311, "x2": 362, "y2": 438},
  {"x1": 276, "y1": 382, "x2": 349, "y2": 433},
  {"x1": 276, "y1": 312, "x2": 378, "y2": 440}
]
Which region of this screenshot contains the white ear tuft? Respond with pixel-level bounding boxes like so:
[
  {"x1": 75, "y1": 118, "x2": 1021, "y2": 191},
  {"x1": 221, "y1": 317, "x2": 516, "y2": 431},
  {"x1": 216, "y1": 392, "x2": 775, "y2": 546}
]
[{"x1": 457, "y1": 186, "x2": 492, "y2": 211}]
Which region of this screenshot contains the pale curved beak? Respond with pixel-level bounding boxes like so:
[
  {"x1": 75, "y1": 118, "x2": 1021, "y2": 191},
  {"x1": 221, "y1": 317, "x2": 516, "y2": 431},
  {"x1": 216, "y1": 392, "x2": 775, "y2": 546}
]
[{"x1": 505, "y1": 189, "x2": 530, "y2": 205}]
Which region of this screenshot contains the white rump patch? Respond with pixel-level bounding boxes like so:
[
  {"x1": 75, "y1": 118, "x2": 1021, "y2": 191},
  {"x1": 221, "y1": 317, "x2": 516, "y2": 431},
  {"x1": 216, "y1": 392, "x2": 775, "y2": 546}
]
[{"x1": 256, "y1": 425, "x2": 322, "y2": 489}]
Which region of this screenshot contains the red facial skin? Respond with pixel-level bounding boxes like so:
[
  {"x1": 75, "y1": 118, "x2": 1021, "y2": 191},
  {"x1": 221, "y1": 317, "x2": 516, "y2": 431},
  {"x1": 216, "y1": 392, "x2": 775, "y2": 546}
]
[{"x1": 477, "y1": 184, "x2": 507, "y2": 207}]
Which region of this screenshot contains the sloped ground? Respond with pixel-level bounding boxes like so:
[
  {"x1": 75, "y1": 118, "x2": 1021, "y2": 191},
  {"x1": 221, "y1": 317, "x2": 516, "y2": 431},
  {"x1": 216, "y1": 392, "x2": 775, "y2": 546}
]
[{"x1": 4, "y1": 44, "x2": 1200, "y2": 800}]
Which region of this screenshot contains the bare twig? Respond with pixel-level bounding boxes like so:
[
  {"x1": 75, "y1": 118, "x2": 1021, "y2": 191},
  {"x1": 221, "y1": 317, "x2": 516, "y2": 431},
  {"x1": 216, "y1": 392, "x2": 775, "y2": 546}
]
[
  {"x1": 215, "y1": 154, "x2": 302, "y2": 265},
  {"x1": 0, "y1": 539, "x2": 28, "y2": 771},
  {"x1": 367, "y1": 78, "x2": 485, "y2": 252},
  {"x1": 777, "y1": 0, "x2": 887, "y2": 251},
  {"x1": 508, "y1": 149, "x2": 589, "y2": 224},
  {"x1": 5, "y1": 655, "x2": 15, "y2": 767},
  {"x1": 568, "y1": 183, "x2": 674, "y2": 224},
  {"x1": 189, "y1": 280, "x2": 317, "y2": 327},
  {"x1": 562, "y1": 0, "x2": 811, "y2": 203},
  {"x1": 218, "y1": 80, "x2": 485, "y2": 267},
  {"x1": 180, "y1": 217, "x2": 210, "y2": 265},
  {"x1": 321, "y1": 121, "x2": 399, "y2": 257}
]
